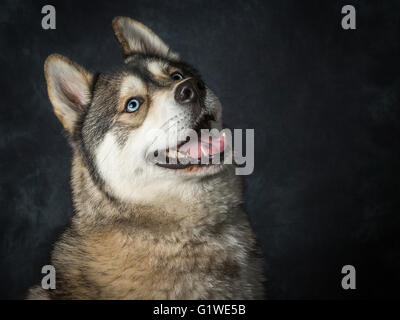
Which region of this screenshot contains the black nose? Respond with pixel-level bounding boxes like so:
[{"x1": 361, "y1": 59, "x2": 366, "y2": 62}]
[{"x1": 175, "y1": 79, "x2": 199, "y2": 104}]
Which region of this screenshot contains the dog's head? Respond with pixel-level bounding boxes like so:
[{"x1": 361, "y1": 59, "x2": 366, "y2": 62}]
[{"x1": 45, "y1": 17, "x2": 230, "y2": 203}]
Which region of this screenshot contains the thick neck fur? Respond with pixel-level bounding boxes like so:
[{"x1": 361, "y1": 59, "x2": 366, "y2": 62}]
[
  {"x1": 28, "y1": 150, "x2": 264, "y2": 300},
  {"x1": 70, "y1": 150, "x2": 244, "y2": 238}
]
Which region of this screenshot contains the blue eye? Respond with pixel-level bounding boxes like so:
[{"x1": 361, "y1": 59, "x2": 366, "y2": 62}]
[{"x1": 126, "y1": 98, "x2": 141, "y2": 112}]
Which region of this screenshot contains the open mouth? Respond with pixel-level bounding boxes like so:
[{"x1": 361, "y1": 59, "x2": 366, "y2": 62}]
[{"x1": 152, "y1": 113, "x2": 226, "y2": 170}]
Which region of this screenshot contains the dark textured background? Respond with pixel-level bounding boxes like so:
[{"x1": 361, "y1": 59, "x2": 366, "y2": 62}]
[{"x1": 1, "y1": 0, "x2": 400, "y2": 299}]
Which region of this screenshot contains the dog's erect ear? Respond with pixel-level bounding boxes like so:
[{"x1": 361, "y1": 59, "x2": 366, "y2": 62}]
[
  {"x1": 112, "y1": 17, "x2": 179, "y2": 60},
  {"x1": 44, "y1": 54, "x2": 93, "y2": 134}
]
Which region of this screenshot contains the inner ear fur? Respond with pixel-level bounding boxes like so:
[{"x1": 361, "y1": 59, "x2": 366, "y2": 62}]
[{"x1": 44, "y1": 54, "x2": 93, "y2": 134}]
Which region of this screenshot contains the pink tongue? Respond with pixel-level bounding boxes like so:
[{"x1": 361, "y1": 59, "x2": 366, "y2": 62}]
[{"x1": 179, "y1": 135, "x2": 225, "y2": 159}]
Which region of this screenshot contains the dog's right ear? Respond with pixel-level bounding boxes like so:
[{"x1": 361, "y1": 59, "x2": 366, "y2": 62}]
[{"x1": 44, "y1": 54, "x2": 93, "y2": 134}]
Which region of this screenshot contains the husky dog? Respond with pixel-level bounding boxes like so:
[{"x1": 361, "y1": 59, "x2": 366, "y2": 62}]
[{"x1": 27, "y1": 17, "x2": 264, "y2": 299}]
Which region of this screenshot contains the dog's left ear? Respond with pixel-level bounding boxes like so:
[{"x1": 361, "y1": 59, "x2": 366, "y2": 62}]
[
  {"x1": 112, "y1": 17, "x2": 179, "y2": 60},
  {"x1": 44, "y1": 54, "x2": 93, "y2": 135}
]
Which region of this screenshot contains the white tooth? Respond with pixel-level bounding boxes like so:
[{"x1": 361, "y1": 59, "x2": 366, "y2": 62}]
[
  {"x1": 167, "y1": 150, "x2": 174, "y2": 158},
  {"x1": 177, "y1": 151, "x2": 185, "y2": 158}
]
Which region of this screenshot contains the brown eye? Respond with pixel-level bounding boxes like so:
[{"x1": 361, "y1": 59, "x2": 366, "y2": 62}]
[{"x1": 171, "y1": 72, "x2": 183, "y2": 81}]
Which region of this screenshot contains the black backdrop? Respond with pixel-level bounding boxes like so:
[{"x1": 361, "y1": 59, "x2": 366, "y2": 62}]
[{"x1": 1, "y1": 0, "x2": 400, "y2": 299}]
